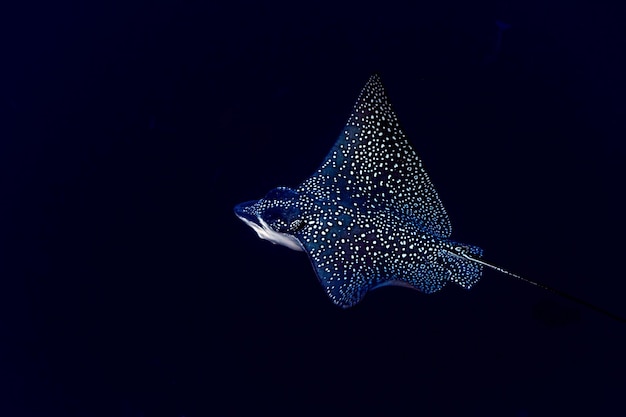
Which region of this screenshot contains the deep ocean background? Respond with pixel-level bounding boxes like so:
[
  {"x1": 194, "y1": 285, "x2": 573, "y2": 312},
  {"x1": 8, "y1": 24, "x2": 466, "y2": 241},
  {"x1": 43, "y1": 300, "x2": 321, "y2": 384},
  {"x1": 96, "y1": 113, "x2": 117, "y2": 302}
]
[{"x1": 2, "y1": 1, "x2": 626, "y2": 416}]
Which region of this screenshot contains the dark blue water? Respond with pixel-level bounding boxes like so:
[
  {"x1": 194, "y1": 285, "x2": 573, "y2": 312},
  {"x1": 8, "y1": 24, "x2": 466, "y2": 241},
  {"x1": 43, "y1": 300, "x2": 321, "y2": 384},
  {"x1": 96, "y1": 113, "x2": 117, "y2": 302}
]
[{"x1": 3, "y1": 1, "x2": 626, "y2": 416}]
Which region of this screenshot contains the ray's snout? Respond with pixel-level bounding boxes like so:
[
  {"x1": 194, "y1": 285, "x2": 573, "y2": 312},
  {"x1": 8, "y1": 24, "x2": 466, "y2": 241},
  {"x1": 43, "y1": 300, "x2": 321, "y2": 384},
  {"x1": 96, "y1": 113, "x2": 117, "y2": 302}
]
[
  {"x1": 233, "y1": 200, "x2": 260, "y2": 224},
  {"x1": 234, "y1": 198, "x2": 305, "y2": 251}
]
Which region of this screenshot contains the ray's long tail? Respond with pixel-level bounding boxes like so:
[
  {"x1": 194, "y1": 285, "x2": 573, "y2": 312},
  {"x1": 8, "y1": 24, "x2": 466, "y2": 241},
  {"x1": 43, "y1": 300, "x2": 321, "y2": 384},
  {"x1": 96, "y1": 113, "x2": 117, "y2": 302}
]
[{"x1": 461, "y1": 253, "x2": 626, "y2": 324}]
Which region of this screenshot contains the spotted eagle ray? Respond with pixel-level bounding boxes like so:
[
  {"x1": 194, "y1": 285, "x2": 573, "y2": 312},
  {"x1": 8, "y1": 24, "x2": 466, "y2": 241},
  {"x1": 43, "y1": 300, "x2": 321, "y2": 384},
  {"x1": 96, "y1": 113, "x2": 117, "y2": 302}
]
[{"x1": 235, "y1": 74, "x2": 624, "y2": 322}]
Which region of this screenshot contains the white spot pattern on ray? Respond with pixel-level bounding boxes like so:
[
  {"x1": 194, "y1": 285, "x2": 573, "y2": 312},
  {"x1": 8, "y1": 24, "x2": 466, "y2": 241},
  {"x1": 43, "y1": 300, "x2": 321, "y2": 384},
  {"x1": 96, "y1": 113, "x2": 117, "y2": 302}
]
[{"x1": 235, "y1": 74, "x2": 483, "y2": 308}]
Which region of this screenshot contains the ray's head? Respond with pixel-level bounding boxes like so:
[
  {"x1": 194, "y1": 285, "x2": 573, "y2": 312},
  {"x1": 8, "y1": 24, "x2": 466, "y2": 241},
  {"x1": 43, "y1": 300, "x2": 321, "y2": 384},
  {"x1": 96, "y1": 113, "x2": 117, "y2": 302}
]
[{"x1": 234, "y1": 187, "x2": 307, "y2": 251}]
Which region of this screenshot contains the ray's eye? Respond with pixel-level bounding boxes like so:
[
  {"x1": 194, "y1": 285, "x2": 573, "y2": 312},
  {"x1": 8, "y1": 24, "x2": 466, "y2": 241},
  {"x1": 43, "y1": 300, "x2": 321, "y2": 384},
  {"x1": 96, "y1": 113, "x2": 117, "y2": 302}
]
[{"x1": 288, "y1": 218, "x2": 305, "y2": 232}]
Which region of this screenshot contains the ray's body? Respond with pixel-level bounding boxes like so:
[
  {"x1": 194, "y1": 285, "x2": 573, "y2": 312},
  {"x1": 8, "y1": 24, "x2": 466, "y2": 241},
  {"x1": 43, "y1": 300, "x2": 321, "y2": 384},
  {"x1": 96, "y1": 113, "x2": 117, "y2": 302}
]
[{"x1": 235, "y1": 74, "x2": 624, "y2": 322}]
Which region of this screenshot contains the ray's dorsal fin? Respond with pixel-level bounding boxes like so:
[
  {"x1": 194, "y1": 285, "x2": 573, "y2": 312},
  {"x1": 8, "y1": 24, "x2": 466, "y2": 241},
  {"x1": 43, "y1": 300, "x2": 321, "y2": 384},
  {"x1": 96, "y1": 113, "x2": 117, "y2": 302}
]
[{"x1": 299, "y1": 73, "x2": 452, "y2": 238}]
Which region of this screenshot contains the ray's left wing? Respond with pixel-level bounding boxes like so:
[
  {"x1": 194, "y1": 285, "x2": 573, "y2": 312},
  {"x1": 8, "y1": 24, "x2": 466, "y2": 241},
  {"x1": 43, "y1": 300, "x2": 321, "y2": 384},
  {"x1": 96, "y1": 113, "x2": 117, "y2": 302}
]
[{"x1": 298, "y1": 74, "x2": 452, "y2": 239}]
